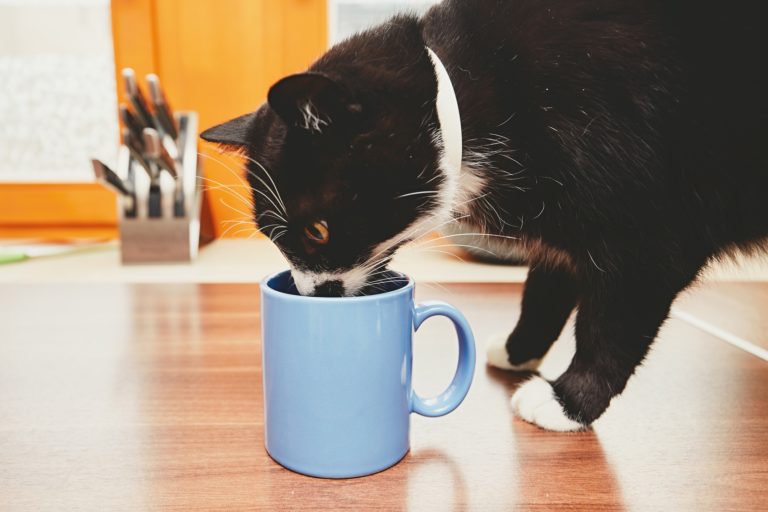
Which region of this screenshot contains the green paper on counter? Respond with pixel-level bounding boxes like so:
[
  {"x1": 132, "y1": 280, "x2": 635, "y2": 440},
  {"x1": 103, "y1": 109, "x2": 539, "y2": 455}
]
[
  {"x1": 0, "y1": 243, "x2": 113, "y2": 265},
  {"x1": 0, "y1": 252, "x2": 28, "y2": 265}
]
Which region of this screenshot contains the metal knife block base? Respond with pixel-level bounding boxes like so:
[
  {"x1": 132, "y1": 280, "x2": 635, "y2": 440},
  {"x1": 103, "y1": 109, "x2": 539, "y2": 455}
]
[
  {"x1": 119, "y1": 217, "x2": 201, "y2": 264},
  {"x1": 117, "y1": 111, "x2": 203, "y2": 264}
]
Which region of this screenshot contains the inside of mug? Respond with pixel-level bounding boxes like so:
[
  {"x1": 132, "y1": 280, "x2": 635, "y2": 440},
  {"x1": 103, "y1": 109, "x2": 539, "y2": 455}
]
[{"x1": 266, "y1": 270, "x2": 409, "y2": 297}]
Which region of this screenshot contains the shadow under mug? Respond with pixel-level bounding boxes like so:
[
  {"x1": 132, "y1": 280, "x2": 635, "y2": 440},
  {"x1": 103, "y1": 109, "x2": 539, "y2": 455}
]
[{"x1": 260, "y1": 270, "x2": 476, "y2": 478}]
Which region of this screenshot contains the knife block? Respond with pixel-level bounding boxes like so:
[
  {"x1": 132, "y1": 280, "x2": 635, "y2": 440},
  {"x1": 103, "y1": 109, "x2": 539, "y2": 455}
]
[{"x1": 116, "y1": 111, "x2": 203, "y2": 264}]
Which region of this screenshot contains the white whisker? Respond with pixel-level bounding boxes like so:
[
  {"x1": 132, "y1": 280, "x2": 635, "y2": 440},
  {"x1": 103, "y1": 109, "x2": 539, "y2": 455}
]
[
  {"x1": 417, "y1": 247, "x2": 468, "y2": 264},
  {"x1": 424, "y1": 172, "x2": 443, "y2": 185},
  {"x1": 497, "y1": 112, "x2": 516, "y2": 127},
  {"x1": 405, "y1": 214, "x2": 472, "y2": 247},
  {"x1": 222, "y1": 218, "x2": 254, "y2": 225},
  {"x1": 257, "y1": 208, "x2": 288, "y2": 223},
  {"x1": 414, "y1": 232, "x2": 519, "y2": 247},
  {"x1": 198, "y1": 152, "x2": 287, "y2": 216},
  {"x1": 219, "y1": 221, "x2": 254, "y2": 238},
  {"x1": 414, "y1": 280, "x2": 450, "y2": 294},
  {"x1": 424, "y1": 243, "x2": 497, "y2": 257},
  {"x1": 256, "y1": 222, "x2": 284, "y2": 234},
  {"x1": 541, "y1": 176, "x2": 564, "y2": 187},
  {"x1": 199, "y1": 179, "x2": 254, "y2": 209},
  {"x1": 219, "y1": 197, "x2": 258, "y2": 220},
  {"x1": 395, "y1": 190, "x2": 440, "y2": 200},
  {"x1": 226, "y1": 225, "x2": 258, "y2": 238},
  {"x1": 587, "y1": 250, "x2": 607, "y2": 273},
  {"x1": 239, "y1": 154, "x2": 287, "y2": 214},
  {"x1": 199, "y1": 151, "x2": 288, "y2": 217}
]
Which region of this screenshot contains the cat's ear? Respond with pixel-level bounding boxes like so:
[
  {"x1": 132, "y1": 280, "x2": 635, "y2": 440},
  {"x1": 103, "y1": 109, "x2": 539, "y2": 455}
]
[
  {"x1": 268, "y1": 72, "x2": 360, "y2": 133},
  {"x1": 200, "y1": 112, "x2": 256, "y2": 148}
]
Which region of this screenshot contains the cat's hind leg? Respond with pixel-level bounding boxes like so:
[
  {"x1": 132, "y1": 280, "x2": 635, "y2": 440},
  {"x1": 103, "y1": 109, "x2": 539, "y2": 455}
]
[{"x1": 487, "y1": 265, "x2": 579, "y2": 371}]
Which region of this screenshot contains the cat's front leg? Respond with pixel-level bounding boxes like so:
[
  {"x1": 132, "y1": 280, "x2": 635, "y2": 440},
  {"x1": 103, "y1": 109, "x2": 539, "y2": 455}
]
[
  {"x1": 510, "y1": 269, "x2": 690, "y2": 431},
  {"x1": 487, "y1": 265, "x2": 579, "y2": 372}
]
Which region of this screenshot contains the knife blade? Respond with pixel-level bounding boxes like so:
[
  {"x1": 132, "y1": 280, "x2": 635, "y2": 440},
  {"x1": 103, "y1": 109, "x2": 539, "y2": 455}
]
[
  {"x1": 119, "y1": 104, "x2": 146, "y2": 147},
  {"x1": 91, "y1": 159, "x2": 136, "y2": 216},
  {"x1": 142, "y1": 127, "x2": 177, "y2": 179},
  {"x1": 122, "y1": 128, "x2": 153, "y2": 178}
]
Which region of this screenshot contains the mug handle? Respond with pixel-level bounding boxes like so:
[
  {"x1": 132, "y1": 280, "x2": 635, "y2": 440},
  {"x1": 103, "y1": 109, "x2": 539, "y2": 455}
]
[{"x1": 411, "y1": 301, "x2": 476, "y2": 417}]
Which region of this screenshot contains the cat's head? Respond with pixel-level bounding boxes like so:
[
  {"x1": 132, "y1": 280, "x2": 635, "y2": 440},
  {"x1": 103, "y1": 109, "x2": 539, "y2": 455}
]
[{"x1": 201, "y1": 17, "x2": 457, "y2": 296}]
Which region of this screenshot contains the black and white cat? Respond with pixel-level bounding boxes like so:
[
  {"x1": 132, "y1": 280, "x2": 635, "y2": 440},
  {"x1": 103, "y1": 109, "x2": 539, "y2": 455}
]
[{"x1": 202, "y1": 0, "x2": 768, "y2": 431}]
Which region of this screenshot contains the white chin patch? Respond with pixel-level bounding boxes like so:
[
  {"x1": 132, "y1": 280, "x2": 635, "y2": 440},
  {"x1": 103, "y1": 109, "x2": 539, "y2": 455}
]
[
  {"x1": 510, "y1": 376, "x2": 585, "y2": 432},
  {"x1": 290, "y1": 270, "x2": 317, "y2": 295},
  {"x1": 485, "y1": 333, "x2": 542, "y2": 371},
  {"x1": 290, "y1": 266, "x2": 368, "y2": 296}
]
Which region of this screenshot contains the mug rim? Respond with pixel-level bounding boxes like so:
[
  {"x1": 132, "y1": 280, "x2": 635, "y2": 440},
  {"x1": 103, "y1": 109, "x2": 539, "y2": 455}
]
[{"x1": 260, "y1": 269, "x2": 414, "y2": 303}]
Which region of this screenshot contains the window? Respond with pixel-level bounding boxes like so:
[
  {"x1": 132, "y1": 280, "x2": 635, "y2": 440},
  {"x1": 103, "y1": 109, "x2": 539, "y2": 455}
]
[
  {"x1": 0, "y1": 0, "x2": 118, "y2": 182},
  {"x1": 329, "y1": 0, "x2": 440, "y2": 45}
]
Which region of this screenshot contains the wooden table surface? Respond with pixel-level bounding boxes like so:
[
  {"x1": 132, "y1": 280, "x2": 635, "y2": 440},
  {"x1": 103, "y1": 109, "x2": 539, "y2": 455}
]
[{"x1": 0, "y1": 282, "x2": 766, "y2": 512}]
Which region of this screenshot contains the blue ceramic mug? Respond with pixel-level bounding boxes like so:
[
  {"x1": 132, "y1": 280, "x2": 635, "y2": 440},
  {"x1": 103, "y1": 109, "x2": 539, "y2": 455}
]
[{"x1": 260, "y1": 270, "x2": 476, "y2": 478}]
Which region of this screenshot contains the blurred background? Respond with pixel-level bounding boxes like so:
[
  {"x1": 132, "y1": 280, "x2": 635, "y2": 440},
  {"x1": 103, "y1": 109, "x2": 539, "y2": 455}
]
[{"x1": 0, "y1": 0, "x2": 440, "y2": 242}]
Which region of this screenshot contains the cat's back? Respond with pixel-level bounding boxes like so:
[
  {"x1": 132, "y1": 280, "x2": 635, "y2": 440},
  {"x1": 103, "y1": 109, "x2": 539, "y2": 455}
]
[
  {"x1": 424, "y1": 0, "x2": 768, "y2": 238},
  {"x1": 427, "y1": 0, "x2": 768, "y2": 165},
  {"x1": 427, "y1": 0, "x2": 767, "y2": 106}
]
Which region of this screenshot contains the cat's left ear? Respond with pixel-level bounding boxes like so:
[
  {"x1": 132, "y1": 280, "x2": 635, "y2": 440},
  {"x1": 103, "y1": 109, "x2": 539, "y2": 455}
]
[
  {"x1": 200, "y1": 112, "x2": 256, "y2": 148},
  {"x1": 268, "y1": 72, "x2": 361, "y2": 133}
]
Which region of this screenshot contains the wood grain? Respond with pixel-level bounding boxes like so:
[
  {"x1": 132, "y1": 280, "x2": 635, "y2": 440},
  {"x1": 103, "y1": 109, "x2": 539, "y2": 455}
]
[{"x1": 0, "y1": 283, "x2": 766, "y2": 512}]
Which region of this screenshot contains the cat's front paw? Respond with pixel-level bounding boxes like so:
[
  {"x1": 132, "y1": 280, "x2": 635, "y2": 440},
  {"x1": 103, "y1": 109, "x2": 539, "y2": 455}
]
[
  {"x1": 485, "y1": 333, "x2": 541, "y2": 371},
  {"x1": 510, "y1": 376, "x2": 586, "y2": 432}
]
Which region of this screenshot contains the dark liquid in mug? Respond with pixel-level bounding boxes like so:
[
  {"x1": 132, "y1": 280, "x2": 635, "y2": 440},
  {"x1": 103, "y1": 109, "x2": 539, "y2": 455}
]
[{"x1": 267, "y1": 270, "x2": 408, "y2": 297}]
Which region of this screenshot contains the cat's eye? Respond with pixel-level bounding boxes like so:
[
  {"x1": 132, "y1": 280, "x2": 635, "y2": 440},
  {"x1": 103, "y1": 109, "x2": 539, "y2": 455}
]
[{"x1": 304, "y1": 220, "x2": 330, "y2": 245}]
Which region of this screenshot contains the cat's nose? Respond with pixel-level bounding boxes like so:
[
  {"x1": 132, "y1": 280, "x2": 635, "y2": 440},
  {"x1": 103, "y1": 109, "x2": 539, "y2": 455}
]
[{"x1": 312, "y1": 280, "x2": 345, "y2": 297}]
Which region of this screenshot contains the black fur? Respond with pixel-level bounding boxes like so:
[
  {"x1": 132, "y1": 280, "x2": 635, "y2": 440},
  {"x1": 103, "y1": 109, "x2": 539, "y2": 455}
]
[{"x1": 201, "y1": 0, "x2": 768, "y2": 426}]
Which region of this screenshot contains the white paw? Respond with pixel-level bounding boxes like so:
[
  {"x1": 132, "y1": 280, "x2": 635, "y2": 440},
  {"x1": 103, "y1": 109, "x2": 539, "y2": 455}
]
[
  {"x1": 510, "y1": 376, "x2": 585, "y2": 432},
  {"x1": 485, "y1": 333, "x2": 541, "y2": 371}
]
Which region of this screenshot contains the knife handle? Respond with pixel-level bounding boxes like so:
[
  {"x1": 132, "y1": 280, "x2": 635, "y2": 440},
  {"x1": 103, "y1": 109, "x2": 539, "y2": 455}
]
[
  {"x1": 173, "y1": 187, "x2": 186, "y2": 218},
  {"x1": 148, "y1": 183, "x2": 163, "y2": 218},
  {"x1": 122, "y1": 68, "x2": 155, "y2": 129},
  {"x1": 147, "y1": 74, "x2": 179, "y2": 139},
  {"x1": 122, "y1": 129, "x2": 153, "y2": 178}
]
